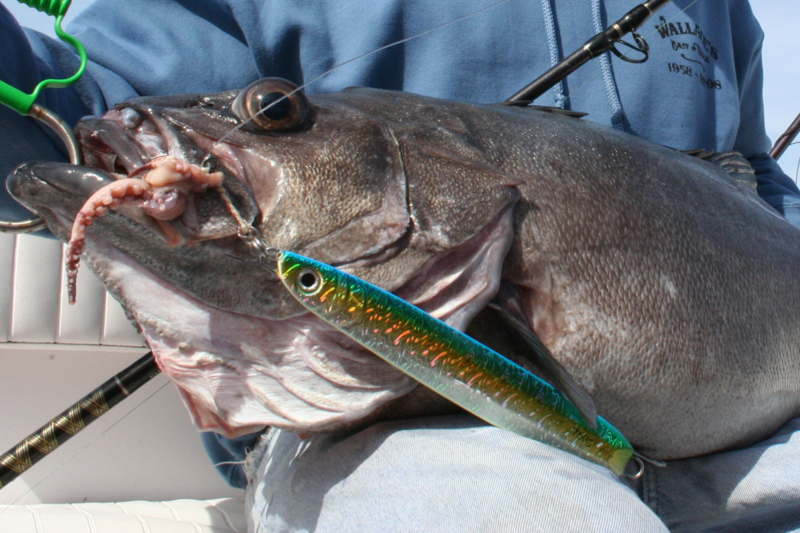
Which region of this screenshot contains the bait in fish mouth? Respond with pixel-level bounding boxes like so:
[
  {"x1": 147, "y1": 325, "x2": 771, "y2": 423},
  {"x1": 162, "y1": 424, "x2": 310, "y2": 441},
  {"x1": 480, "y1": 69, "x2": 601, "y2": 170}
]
[{"x1": 65, "y1": 157, "x2": 224, "y2": 304}]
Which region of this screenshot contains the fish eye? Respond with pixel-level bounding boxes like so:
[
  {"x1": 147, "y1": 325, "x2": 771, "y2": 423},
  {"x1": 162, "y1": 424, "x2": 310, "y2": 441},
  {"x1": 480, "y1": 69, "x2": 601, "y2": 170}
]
[
  {"x1": 232, "y1": 78, "x2": 314, "y2": 132},
  {"x1": 296, "y1": 268, "x2": 322, "y2": 295},
  {"x1": 256, "y1": 92, "x2": 292, "y2": 121}
]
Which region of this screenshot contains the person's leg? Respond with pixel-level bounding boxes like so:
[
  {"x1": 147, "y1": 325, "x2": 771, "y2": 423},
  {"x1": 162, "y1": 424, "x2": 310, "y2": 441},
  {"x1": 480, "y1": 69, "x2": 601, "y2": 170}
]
[
  {"x1": 248, "y1": 414, "x2": 668, "y2": 532},
  {"x1": 640, "y1": 417, "x2": 800, "y2": 532}
]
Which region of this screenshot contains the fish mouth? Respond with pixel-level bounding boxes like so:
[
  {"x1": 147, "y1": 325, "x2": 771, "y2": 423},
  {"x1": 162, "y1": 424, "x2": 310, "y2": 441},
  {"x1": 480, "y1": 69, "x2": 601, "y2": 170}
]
[
  {"x1": 9, "y1": 95, "x2": 260, "y2": 246},
  {"x1": 7, "y1": 139, "x2": 305, "y2": 322},
  {"x1": 73, "y1": 100, "x2": 260, "y2": 245}
]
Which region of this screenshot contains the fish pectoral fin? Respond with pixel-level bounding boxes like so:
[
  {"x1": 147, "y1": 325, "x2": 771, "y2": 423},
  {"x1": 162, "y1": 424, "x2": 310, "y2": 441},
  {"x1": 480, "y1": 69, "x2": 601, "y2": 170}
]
[
  {"x1": 488, "y1": 283, "x2": 599, "y2": 429},
  {"x1": 682, "y1": 149, "x2": 759, "y2": 194}
]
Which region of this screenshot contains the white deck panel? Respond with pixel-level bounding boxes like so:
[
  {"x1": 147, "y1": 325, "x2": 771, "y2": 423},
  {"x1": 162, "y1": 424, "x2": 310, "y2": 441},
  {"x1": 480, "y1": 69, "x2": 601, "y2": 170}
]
[
  {"x1": 0, "y1": 232, "x2": 15, "y2": 342},
  {"x1": 0, "y1": 234, "x2": 240, "y2": 505},
  {"x1": 0, "y1": 345, "x2": 243, "y2": 505},
  {"x1": 3, "y1": 234, "x2": 144, "y2": 347},
  {"x1": 10, "y1": 235, "x2": 62, "y2": 342}
]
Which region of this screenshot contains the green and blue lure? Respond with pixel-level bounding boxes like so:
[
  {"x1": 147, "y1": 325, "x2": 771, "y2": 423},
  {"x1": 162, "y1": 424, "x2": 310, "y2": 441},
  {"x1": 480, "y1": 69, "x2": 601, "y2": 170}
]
[{"x1": 278, "y1": 251, "x2": 634, "y2": 475}]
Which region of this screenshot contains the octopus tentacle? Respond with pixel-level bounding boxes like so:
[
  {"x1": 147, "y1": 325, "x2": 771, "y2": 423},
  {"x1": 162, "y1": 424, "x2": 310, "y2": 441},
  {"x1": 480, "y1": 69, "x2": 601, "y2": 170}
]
[
  {"x1": 66, "y1": 178, "x2": 152, "y2": 305},
  {"x1": 66, "y1": 157, "x2": 224, "y2": 304}
]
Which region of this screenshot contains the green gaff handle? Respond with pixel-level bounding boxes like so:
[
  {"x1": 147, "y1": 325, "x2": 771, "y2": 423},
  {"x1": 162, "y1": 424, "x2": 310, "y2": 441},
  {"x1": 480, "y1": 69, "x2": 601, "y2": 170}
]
[
  {"x1": 0, "y1": 6, "x2": 88, "y2": 115},
  {"x1": 0, "y1": 1, "x2": 86, "y2": 233}
]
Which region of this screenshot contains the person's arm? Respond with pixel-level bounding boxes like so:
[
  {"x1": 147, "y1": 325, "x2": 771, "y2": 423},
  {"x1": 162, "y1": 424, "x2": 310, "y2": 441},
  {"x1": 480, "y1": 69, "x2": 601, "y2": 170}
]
[
  {"x1": 749, "y1": 153, "x2": 800, "y2": 227},
  {"x1": 727, "y1": 1, "x2": 800, "y2": 227}
]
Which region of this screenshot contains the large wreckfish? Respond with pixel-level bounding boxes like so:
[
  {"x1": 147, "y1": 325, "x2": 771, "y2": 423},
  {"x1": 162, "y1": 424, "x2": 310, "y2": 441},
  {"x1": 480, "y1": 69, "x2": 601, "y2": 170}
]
[{"x1": 9, "y1": 78, "x2": 800, "y2": 460}]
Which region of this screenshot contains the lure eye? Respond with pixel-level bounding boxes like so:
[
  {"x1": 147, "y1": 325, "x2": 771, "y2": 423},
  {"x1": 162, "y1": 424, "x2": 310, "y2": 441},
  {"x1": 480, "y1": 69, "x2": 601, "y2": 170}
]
[
  {"x1": 296, "y1": 268, "x2": 322, "y2": 295},
  {"x1": 232, "y1": 78, "x2": 313, "y2": 132}
]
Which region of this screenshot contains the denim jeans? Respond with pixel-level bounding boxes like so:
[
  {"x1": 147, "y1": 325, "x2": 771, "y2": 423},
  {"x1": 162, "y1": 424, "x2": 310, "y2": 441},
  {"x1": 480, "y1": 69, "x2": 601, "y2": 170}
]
[
  {"x1": 246, "y1": 414, "x2": 800, "y2": 532},
  {"x1": 638, "y1": 416, "x2": 800, "y2": 532}
]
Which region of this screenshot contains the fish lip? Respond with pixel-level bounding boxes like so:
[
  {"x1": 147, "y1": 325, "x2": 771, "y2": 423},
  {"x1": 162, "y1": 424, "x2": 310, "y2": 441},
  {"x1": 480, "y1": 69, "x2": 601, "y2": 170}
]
[
  {"x1": 6, "y1": 162, "x2": 51, "y2": 222},
  {"x1": 9, "y1": 160, "x2": 116, "y2": 199},
  {"x1": 7, "y1": 161, "x2": 178, "y2": 245}
]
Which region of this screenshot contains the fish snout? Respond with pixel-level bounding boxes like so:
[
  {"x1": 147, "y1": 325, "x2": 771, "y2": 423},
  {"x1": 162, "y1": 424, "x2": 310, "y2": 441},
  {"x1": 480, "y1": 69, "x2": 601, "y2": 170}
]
[{"x1": 8, "y1": 161, "x2": 117, "y2": 216}]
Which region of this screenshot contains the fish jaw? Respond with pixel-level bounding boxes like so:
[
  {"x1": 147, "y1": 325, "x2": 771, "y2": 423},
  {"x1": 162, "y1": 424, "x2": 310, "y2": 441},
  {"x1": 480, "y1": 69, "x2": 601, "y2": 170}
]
[
  {"x1": 7, "y1": 158, "x2": 515, "y2": 437},
  {"x1": 83, "y1": 238, "x2": 417, "y2": 437}
]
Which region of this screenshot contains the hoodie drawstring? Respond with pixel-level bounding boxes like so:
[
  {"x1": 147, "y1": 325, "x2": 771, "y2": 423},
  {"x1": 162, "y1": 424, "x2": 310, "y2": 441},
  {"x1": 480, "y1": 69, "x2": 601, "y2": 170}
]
[
  {"x1": 590, "y1": 0, "x2": 628, "y2": 130},
  {"x1": 540, "y1": 0, "x2": 568, "y2": 109}
]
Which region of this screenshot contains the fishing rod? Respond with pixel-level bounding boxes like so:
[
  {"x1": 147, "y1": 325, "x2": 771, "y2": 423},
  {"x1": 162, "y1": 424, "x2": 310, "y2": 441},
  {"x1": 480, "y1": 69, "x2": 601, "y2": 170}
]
[
  {"x1": 0, "y1": 0, "x2": 145, "y2": 495},
  {"x1": 770, "y1": 112, "x2": 800, "y2": 161},
  {"x1": 505, "y1": 0, "x2": 672, "y2": 105},
  {"x1": 0, "y1": 352, "x2": 159, "y2": 489}
]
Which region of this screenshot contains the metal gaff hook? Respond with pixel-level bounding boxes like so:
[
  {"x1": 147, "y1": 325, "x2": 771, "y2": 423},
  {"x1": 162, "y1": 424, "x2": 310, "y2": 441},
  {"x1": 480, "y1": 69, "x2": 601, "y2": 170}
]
[{"x1": 0, "y1": 104, "x2": 82, "y2": 233}]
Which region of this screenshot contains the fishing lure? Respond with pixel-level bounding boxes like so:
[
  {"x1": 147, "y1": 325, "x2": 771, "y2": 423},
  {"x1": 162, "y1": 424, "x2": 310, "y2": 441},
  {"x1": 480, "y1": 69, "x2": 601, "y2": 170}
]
[{"x1": 277, "y1": 251, "x2": 634, "y2": 476}]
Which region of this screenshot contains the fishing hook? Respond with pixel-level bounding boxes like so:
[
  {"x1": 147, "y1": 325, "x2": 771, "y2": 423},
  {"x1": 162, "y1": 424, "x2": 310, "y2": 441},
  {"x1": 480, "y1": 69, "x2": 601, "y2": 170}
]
[{"x1": 624, "y1": 455, "x2": 646, "y2": 478}]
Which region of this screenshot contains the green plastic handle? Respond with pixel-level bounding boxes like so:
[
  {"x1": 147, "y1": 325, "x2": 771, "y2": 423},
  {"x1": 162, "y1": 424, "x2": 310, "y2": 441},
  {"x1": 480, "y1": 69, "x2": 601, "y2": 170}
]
[{"x1": 0, "y1": 11, "x2": 87, "y2": 115}]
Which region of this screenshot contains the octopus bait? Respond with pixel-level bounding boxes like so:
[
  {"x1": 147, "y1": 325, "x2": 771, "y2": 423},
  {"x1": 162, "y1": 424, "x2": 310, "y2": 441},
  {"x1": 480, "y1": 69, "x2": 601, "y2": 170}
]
[
  {"x1": 66, "y1": 156, "x2": 223, "y2": 304},
  {"x1": 277, "y1": 251, "x2": 634, "y2": 476}
]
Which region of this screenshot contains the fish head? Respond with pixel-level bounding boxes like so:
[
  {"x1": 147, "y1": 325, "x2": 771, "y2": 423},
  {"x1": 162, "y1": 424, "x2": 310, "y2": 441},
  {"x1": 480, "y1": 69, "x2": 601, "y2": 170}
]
[{"x1": 7, "y1": 79, "x2": 519, "y2": 437}]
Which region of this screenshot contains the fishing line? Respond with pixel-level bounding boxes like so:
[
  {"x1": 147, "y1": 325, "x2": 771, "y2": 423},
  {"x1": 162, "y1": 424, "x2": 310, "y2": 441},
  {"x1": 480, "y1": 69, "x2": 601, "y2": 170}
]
[
  {"x1": 214, "y1": 0, "x2": 706, "y2": 149},
  {"x1": 794, "y1": 142, "x2": 800, "y2": 179},
  {"x1": 213, "y1": 0, "x2": 515, "y2": 147},
  {"x1": 0, "y1": 377, "x2": 170, "y2": 513}
]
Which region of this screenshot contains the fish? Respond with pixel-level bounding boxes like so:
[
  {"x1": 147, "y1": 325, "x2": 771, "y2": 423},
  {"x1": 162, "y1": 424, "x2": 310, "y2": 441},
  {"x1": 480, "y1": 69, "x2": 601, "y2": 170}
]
[
  {"x1": 8, "y1": 77, "x2": 800, "y2": 460},
  {"x1": 278, "y1": 250, "x2": 633, "y2": 474}
]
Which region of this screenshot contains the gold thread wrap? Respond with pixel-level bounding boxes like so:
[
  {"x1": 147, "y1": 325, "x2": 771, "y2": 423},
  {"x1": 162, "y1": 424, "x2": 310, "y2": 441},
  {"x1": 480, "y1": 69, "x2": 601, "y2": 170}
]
[{"x1": 0, "y1": 353, "x2": 159, "y2": 490}]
